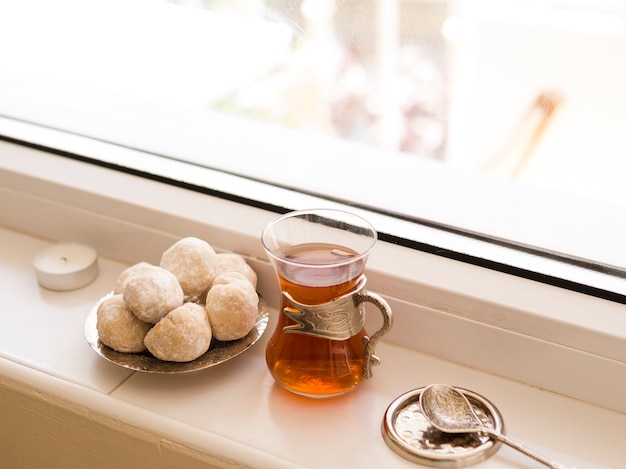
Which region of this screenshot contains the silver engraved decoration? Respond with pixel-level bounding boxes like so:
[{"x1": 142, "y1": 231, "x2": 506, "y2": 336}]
[
  {"x1": 282, "y1": 276, "x2": 393, "y2": 378},
  {"x1": 282, "y1": 280, "x2": 367, "y2": 340}
]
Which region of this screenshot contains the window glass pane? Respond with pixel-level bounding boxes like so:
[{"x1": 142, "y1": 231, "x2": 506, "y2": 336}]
[{"x1": 1, "y1": 0, "x2": 625, "y2": 296}]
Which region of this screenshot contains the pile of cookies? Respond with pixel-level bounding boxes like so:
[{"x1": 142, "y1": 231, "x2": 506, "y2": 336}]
[{"x1": 96, "y1": 237, "x2": 259, "y2": 362}]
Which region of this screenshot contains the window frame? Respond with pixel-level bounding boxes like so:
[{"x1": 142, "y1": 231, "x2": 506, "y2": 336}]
[
  {"x1": 2, "y1": 129, "x2": 626, "y2": 416},
  {"x1": 1, "y1": 114, "x2": 625, "y2": 304},
  {"x1": 2, "y1": 0, "x2": 626, "y2": 301},
  {"x1": 2, "y1": 0, "x2": 626, "y2": 413}
]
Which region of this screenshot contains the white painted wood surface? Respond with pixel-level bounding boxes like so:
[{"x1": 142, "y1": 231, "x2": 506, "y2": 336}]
[
  {"x1": 1, "y1": 146, "x2": 625, "y2": 467},
  {"x1": 0, "y1": 222, "x2": 625, "y2": 468},
  {"x1": 1, "y1": 146, "x2": 625, "y2": 414}
]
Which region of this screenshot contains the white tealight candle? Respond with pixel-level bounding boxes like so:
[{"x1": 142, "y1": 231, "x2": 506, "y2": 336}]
[{"x1": 33, "y1": 242, "x2": 99, "y2": 291}]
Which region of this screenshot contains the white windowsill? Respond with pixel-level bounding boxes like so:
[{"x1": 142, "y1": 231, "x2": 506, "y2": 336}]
[{"x1": 1, "y1": 138, "x2": 625, "y2": 418}]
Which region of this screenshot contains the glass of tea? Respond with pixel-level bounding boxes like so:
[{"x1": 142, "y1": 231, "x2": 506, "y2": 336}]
[{"x1": 262, "y1": 209, "x2": 393, "y2": 398}]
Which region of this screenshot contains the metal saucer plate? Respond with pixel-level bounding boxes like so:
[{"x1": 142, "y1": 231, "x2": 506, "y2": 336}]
[
  {"x1": 382, "y1": 386, "x2": 504, "y2": 467},
  {"x1": 85, "y1": 292, "x2": 269, "y2": 373}
]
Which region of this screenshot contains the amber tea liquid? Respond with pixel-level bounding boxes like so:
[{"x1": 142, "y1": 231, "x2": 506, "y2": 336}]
[{"x1": 265, "y1": 242, "x2": 368, "y2": 398}]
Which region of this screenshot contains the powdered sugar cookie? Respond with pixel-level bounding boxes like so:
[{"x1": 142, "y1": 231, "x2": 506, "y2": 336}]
[
  {"x1": 123, "y1": 266, "x2": 184, "y2": 324},
  {"x1": 160, "y1": 237, "x2": 216, "y2": 298},
  {"x1": 144, "y1": 302, "x2": 212, "y2": 362},
  {"x1": 97, "y1": 294, "x2": 152, "y2": 353},
  {"x1": 206, "y1": 272, "x2": 258, "y2": 341},
  {"x1": 113, "y1": 262, "x2": 155, "y2": 294},
  {"x1": 211, "y1": 253, "x2": 257, "y2": 289}
]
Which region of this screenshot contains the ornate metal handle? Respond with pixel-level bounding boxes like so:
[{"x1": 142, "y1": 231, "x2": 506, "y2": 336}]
[{"x1": 354, "y1": 289, "x2": 393, "y2": 379}]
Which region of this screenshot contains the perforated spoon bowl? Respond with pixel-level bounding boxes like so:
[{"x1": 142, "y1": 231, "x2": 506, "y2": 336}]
[{"x1": 419, "y1": 384, "x2": 569, "y2": 469}]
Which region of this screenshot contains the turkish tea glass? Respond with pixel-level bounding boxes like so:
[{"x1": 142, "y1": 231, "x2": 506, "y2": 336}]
[{"x1": 262, "y1": 209, "x2": 392, "y2": 398}]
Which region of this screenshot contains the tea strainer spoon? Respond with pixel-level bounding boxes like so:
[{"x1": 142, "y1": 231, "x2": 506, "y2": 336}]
[{"x1": 419, "y1": 384, "x2": 570, "y2": 469}]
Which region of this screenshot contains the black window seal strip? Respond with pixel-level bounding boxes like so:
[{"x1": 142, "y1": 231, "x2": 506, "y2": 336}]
[{"x1": 2, "y1": 132, "x2": 625, "y2": 305}]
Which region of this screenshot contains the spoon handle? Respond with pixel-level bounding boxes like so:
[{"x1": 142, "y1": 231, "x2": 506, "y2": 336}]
[{"x1": 483, "y1": 427, "x2": 567, "y2": 469}]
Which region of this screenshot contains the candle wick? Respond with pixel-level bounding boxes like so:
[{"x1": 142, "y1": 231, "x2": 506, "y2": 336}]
[{"x1": 60, "y1": 256, "x2": 68, "y2": 263}]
